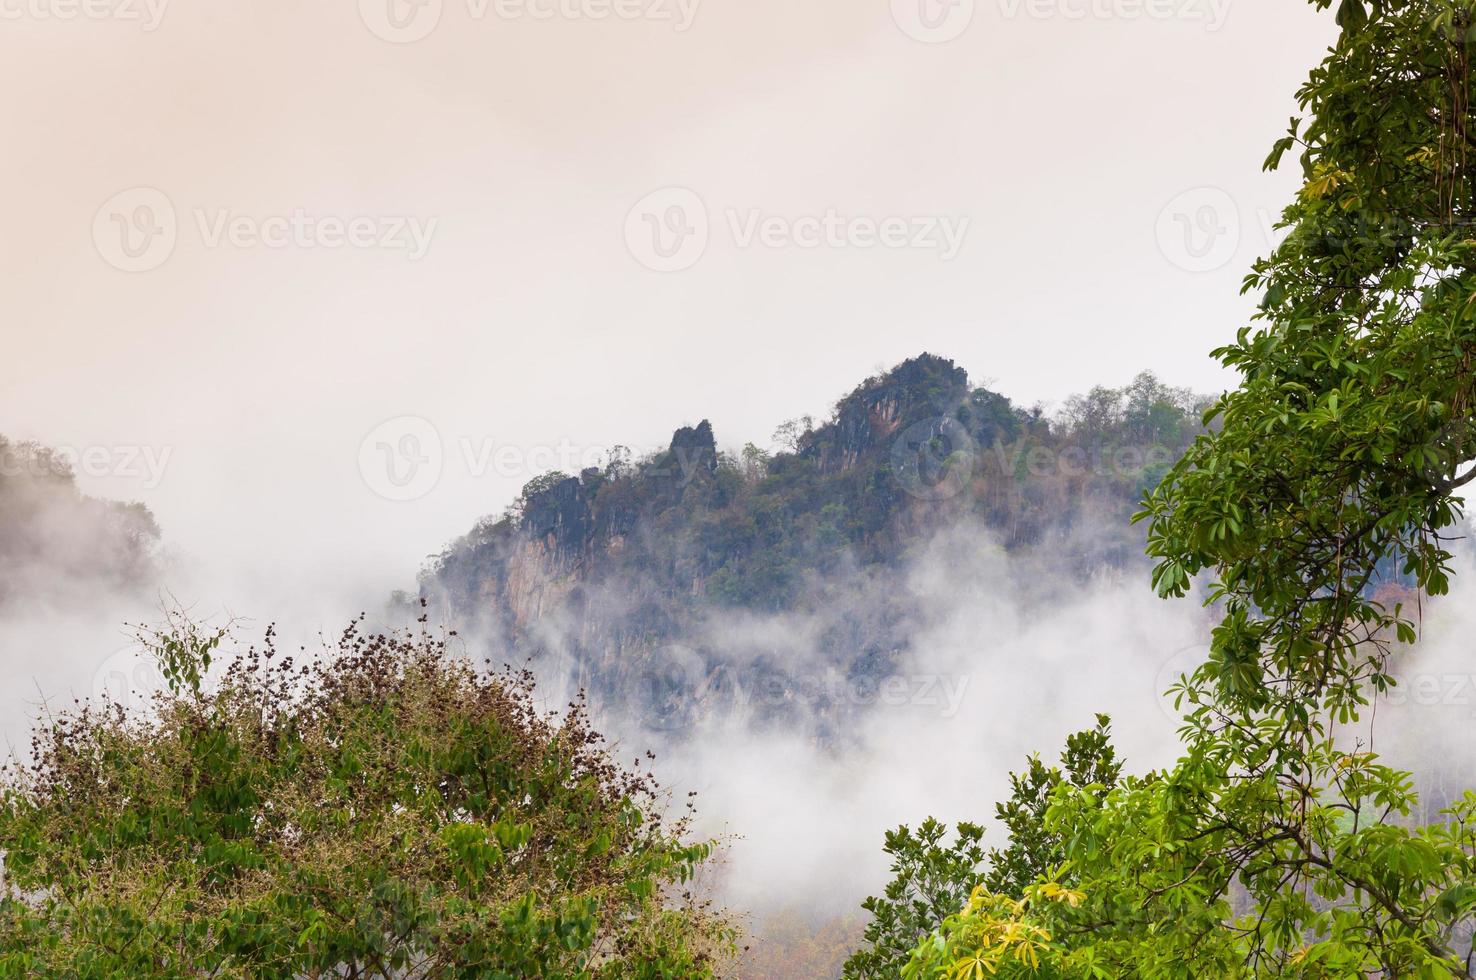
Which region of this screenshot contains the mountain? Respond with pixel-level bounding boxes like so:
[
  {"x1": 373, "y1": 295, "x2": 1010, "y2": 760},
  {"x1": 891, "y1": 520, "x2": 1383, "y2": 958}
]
[{"x1": 419, "y1": 354, "x2": 1210, "y2": 735}]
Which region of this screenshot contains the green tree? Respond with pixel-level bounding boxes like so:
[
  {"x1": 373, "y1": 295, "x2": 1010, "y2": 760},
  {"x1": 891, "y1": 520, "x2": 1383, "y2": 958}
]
[
  {"x1": 980, "y1": 715, "x2": 1120, "y2": 898},
  {"x1": 899, "y1": 1, "x2": 1476, "y2": 975},
  {"x1": 0, "y1": 611, "x2": 733, "y2": 978},
  {"x1": 843, "y1": 819, "x2": 987, "y2": 979},
  {"x1": 843, "y1": 718, "x2": 1120, "y2": 979}
]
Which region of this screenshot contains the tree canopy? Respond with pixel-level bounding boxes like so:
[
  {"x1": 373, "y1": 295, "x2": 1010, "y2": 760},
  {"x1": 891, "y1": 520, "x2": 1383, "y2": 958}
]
[
  {"x1": 0, "y1": 611, "x2": 732, "y2": 978},
  {"x1": 884, "y1": 1, "x2": 1476, "y2": 975}
]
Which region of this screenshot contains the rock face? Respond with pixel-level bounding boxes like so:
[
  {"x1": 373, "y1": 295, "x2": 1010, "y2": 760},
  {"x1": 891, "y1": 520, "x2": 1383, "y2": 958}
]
[
  {"x1": 802, "y1": 354, "x2": 972, "y2": 473},
  {"x1": 419, "y1": 353, "x2": 1207, "y2": 737},
  {"x1": 520, "y1": 475, "x2": 590, "y2": 563},
  {"x1": 668, "y1": 420, "x2": 718, "y2": 476}
]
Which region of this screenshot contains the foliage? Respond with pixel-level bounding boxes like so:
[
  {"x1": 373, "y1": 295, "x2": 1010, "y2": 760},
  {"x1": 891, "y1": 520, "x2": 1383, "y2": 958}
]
[
  {"x1": 0, "y1": 609, "x2": 733, "y2": 978},
  {"x1": 900, "y1": 882, "x2": 1084, "y2": 980},
  {"x1": 843, "y1": 819, "x2": 987, "y2": 979},
  {"x1": 981, "y1": 715, "x2": 1120, "y2": 898},
  {"x1": 843, "y1": 718, "x2": 1120, "y2": 979},
  {"x1": 897, "y1": 1, "x2": 1476, "y2": 976}
]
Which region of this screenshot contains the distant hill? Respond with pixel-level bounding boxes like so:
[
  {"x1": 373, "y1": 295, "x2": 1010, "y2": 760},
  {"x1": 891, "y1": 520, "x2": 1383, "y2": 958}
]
[
  {"x1": 0, "y1": 436, "x2": 160, "y2": 609},
  {"x1": 419, "y1": 354, "x2": 1210, "y2": 735}
]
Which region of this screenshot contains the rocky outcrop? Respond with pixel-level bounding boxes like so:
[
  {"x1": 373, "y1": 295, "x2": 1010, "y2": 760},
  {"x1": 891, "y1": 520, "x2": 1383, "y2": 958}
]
[
  {"x1": 668, "y1": 420, "x2": 718, "y2": 476},
  {"x1": 521, "y1": 475, "x2": 591, "y2": 562},
  {"x1": 418, "y1": 354, "x2": 1208, "y2": 737},
  {"x1": 801, "y1": 354, "x2": 974, "y2": 473}
]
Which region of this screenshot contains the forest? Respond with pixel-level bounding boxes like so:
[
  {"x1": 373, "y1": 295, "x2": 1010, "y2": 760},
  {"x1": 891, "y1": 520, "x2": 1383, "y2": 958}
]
[
  {"x1": 421, "y1": 354, "x2": 1207, "y2": 737},
  {"x1": 6, "y1": 0, "x2": 1476, "y2": 976}
]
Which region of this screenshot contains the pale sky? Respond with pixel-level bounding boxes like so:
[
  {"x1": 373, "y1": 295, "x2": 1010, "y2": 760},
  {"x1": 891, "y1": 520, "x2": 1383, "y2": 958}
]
[{"x1": 0, "y1": 0, "x2": 1340, "y2": 607}]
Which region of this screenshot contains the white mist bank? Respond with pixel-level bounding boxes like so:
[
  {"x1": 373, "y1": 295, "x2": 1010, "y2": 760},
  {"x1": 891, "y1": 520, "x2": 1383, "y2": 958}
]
[
  {"x1": 646, "y1": 529, "x2": 1206, "y2": 917},
  {"x1": 5, "y1": 512, "x2": 1474, "y2": 939},
  {"x1": 640, "y1": 527, "x2": 1476, "y2": 921}
]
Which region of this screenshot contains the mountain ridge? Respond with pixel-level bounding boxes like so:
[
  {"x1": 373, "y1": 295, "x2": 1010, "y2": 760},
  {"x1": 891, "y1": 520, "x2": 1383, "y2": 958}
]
[{"x1": 418, "y1": 353, "x2": 1211, "y2": 733}]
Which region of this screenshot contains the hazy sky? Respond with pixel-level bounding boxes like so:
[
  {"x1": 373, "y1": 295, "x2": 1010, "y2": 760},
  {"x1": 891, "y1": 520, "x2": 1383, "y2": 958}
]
[{"x1": 1, "y1": 0, "x2": 1339, "y2": 603}]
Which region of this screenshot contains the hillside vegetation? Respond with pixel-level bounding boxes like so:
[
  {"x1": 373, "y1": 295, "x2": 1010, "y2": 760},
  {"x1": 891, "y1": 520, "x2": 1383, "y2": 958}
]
[{"x1": 422, "y1": 354, "x2": 1208, "y2": 733}]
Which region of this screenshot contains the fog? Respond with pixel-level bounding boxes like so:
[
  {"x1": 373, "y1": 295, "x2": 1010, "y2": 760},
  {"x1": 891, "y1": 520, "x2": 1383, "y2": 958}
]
[
  {"x1": 0, "y1": 2, "x2": 1421, "y2": 967},
  {"x1": 0, "y1": 2, "x2": 1338, "y2": 598},
  {"x1": 647, "y1": 523, "x2": 1204, "y2": 916},
  {"x1": 0, "y1": 485, "x2": 1207, "y2": 936},
  {"x1": 7, "y1": 410, "x2": 1476, "y2": 977}
]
